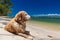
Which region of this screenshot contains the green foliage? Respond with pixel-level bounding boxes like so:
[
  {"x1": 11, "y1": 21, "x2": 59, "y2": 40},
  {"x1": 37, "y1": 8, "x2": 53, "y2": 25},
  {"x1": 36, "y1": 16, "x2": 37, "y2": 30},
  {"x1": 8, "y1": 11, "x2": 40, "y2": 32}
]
[{"x1": 0, "y1": 0, "x2": 12, "y2": 16}]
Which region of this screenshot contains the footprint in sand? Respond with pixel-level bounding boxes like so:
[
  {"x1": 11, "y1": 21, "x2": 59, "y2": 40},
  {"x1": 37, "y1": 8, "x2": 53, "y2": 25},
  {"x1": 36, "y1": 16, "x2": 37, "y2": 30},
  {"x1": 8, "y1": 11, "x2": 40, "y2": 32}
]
[{"x1": 48, "y1": 35, "x2": 53, "y2": 40}]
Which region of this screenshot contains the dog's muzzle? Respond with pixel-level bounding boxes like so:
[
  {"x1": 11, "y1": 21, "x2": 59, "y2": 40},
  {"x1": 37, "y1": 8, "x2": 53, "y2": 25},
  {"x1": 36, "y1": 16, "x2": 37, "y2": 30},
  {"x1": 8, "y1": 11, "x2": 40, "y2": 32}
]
[{"x1": 26, "y1": 15, "x2": 31, "y2": 20}]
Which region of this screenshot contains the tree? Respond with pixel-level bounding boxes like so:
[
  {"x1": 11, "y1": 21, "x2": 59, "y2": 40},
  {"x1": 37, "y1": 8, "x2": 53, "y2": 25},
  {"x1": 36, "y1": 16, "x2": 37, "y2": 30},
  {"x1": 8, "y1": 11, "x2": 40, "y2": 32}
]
[{"x1": 0, "y1": 0, "x2": 12, "y2": 16}]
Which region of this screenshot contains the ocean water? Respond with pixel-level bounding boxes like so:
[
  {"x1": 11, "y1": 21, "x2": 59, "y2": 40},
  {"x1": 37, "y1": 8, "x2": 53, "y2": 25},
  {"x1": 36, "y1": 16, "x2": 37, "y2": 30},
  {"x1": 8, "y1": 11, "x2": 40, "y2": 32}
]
[{"x1": 31, "y1": 16, "x2": 60, "y2": 23}]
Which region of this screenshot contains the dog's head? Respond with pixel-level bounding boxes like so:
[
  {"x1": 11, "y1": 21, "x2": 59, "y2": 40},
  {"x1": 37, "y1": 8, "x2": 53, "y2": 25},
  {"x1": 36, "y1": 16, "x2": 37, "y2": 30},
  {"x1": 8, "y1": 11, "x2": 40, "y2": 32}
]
[{"x1": 15, "y1": 11, "x2": 31, "y2": 22}]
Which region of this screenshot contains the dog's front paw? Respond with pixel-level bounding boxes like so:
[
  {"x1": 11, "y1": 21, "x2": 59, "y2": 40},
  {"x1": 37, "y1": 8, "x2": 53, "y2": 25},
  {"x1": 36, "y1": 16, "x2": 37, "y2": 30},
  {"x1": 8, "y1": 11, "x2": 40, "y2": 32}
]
[{"x1": 27, "y1": 36, "x2": 33, "y2": 40}]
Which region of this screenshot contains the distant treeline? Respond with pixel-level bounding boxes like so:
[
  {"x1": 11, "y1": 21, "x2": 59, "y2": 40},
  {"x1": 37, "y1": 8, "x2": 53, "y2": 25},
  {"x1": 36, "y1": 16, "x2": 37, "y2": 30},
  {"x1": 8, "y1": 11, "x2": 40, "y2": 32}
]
[{"x1": 31, "y1": 16, "x2": 60, "y2": 23}]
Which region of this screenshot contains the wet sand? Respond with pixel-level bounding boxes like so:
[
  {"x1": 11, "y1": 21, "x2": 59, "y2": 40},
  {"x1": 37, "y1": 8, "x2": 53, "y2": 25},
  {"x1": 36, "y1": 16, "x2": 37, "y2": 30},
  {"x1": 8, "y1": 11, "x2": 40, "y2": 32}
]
[{"x1": 28, "y1": 20, "x2": 60, "y2": 31}]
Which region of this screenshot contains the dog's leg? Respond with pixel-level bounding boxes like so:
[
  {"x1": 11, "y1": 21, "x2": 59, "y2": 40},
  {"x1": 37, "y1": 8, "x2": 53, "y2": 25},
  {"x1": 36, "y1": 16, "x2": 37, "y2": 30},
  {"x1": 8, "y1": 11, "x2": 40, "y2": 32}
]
[
  {"x1": 11, "y1": 27, "x2": 28, "y2": 38},
  {"x1": 18, "y1": 33, "x2": 28, "y2": 38},
  {"x1": 18, "y1": 33, "x2": 33, "y2": 40},
  {"x1": 24, "y1": 31, "x2": 35, "y2": 38}
]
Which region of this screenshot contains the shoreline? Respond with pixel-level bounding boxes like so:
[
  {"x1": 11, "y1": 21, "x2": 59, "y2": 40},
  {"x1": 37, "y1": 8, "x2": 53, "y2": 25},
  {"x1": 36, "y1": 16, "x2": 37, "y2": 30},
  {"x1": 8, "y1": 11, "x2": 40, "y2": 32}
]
[{"x1": 27, "y1": 20, "x2": 60, "y2": 31}]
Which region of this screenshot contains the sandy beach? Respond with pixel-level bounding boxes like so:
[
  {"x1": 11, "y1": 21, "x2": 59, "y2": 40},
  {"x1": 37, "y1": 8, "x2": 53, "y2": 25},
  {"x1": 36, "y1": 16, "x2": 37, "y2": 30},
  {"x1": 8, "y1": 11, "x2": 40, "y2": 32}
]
[
  {"x1": 28, "y1": 20, "x2": 60, "y2": 31},
  {"x1": 0, "y1": 16, "x2": 60, "y2": 40}
]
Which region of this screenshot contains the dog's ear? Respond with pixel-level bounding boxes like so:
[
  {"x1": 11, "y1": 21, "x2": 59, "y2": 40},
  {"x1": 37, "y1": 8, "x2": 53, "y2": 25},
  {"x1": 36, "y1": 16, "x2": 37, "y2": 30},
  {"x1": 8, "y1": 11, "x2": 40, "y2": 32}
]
[
  {"x1": 15, "y1": 12, "x2": 22, "y2": 21},
  {"x1": 15, "y1": 17, "x2": 21, "y2": 21}
]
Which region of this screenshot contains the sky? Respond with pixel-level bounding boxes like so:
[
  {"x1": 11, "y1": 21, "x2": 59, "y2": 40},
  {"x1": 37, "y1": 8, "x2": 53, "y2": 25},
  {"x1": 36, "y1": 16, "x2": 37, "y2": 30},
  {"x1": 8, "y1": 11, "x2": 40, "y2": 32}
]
[{"x1": 10, "y1": 0, "x2": 60, "y2": 16}]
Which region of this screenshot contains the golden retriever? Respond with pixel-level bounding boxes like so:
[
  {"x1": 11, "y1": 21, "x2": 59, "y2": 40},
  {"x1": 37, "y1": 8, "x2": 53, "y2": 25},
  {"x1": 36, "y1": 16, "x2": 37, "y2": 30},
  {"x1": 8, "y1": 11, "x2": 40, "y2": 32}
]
[{"x1": 4, "y1": 11, "x2": 33, "y2": 40}]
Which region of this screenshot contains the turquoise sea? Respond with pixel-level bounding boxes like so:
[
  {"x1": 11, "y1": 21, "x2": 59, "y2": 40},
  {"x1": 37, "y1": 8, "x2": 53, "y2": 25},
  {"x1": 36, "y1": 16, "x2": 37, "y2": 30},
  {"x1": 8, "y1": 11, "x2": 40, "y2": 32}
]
[{"x1": 31, "y1": 16, "x2": 60, "y2": 23}]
